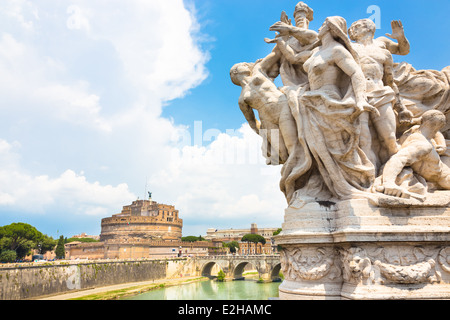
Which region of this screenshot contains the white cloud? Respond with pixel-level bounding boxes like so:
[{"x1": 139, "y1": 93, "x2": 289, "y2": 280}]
[
  {"x1": 0, "y1": 139, "x2": 135, "y2": 215},
  {"x1": 66, "y1": 5, "x2": 90, "y2": 32},
  {"x1": 0, "y1": 32, "x2": 110, "y2": 132},
  {"x1": 149, "y1": 124, "x2": 286, "y2": 234},
  {"x1": 33, "y1": 82, "x2": 111, "y2": 132},
  {"x1": 0, "y1": 1, "x2": 284, "y2": 237},
  {"x1": 0, "y1": 0, "x2": 209, "y2": 130},
  {"x1": 66, "y1": 0, "x2": 210, "y2": 104},
  {"x1": 0, "y1": 0, "x2": 37, "y2": 32}
]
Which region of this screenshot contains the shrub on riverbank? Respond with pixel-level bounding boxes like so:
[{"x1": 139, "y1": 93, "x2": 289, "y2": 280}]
[{"x1": 217, "y1": 270, "x2": 226, "y2": 282}]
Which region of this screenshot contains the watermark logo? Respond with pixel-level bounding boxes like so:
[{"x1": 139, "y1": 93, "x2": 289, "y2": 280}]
[
  {"x1": 170, "y1": 121, "x2": 281, "y2": 168},
  {"x1": 367, "y1": 5, "x2": 381, "y2": 29},
  {"x1": 66, "y1": 5, "x2": 90, "y2": 32}
]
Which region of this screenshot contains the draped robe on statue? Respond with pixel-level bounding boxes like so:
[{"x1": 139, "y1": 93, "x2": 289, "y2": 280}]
[{"x1": 280, "y1": 81, "x2": 377, "y2": 205}]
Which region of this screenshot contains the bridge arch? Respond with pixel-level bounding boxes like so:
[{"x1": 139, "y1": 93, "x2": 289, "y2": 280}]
[
  {"x1": 270, "y1": 263, "x2": 282, "y2": 282},
  {"x1": 201, "y1": 261, "x2": 225, "y2": 278},
  {"x1": 233, "y1": 261, "x2": 258, "y2": 280},
  {"x1": 193, "y1": 256, "x2": 281, "y2": 282}
]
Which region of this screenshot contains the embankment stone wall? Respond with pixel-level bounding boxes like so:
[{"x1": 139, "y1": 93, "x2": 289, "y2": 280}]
[{"x1": 0, "y1": 259, "x2": 180, "y2": 300}]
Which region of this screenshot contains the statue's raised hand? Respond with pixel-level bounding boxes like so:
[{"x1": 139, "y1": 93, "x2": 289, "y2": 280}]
[
  {"x1": 280, "y1": 11, "x2": 292, "y2": 26},
  {"x1": 269, "y1": 21, "x2": 293, "y2": 37},
  {"x1": 385, "y1": 20, "x2": 405, "y2": 40}
]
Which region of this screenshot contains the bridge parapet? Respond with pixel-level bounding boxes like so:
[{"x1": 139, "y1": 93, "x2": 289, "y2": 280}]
[{"x1": 191, "y1": 255, "x2": 281, "y2": 282}]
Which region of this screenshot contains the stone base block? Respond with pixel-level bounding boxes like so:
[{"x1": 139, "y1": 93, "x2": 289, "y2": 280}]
[{"x1": 275, "y1": 197, "x2": 450, "y2": 300}]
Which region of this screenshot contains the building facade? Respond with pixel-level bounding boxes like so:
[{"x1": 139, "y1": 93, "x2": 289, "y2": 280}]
[
  {"x1": 66, "y1": 199, "x2": 218, "y2": 260},
  {"x1": 205, "y1": 223, "x2": 280, "y2": 255},
  {"x1": 70, "y1": 232, "x2": 100, "y2": 241},
  {"x1": 100, "y1": 200, "x2": 183, "y2": 242},
  {"x1": 65, "y1": 240, "x2": 214, "y2": 260}
]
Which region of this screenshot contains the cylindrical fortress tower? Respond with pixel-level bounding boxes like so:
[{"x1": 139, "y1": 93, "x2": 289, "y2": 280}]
[{"x1": 100, "y1": 200, "x2": 183, "y2": 242}]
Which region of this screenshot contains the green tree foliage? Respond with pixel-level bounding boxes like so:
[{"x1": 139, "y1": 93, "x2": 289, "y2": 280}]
[
  {"x1": 217, "y1": 270, "x2": 226, "y2": 282},
  {"x1": 66, "y1": 237, "x2": 99, "y2": 243},
  {"x1": 40, "y1": 235, "x2": 57, "y2": 254},
  {"x1": 273, "y1": 228, "x2": 282, "y2": 236},
  {"x1": 0, "y1": 250, "x2": 17, "y2": 263},
  {"x1": 55, "y1": 235, "x2": 65, "y2": 259},
  {"x1": 241, "y1": 234, "x2": 266, "y2": 255},
  {"x1": 241, "y1": 234, "x2": 266, "y2": 245},
  {"x1": 0, "y1": 223, "x2": 56, "y2": 260},
  {"x1": 273, "y1": 228, "x2": 283, "y2": 252},
  {"x1": 223, "y1": 241, "x2": 240, "y2": 253},
  {"x1": 181, "y1": 236, "x2": 205, "y2": 242}
]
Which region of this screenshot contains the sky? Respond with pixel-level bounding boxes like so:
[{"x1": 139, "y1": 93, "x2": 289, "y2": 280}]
[{"x1": 0, "y1": 0, "x2": 448, "y2": 239}]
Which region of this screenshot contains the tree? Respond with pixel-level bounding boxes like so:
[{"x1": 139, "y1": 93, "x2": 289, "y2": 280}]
[
  {"x1": 273, "y1": 228, "x2": 282, "y2": 236},
  {"x1": 55, "y1": 236, "x2": 65, "y2": 259},
  {"x1": 241, "y1": 234, "x2": 266, "y2": 254},
  {"x1": 0, "y1": 250, "x2": 17, "y2": 263},
  {"x1": 0, "y1": 223, "x2": 57, "y2": 260},
  {"x1": 0, "y1": 223, "x2": 50, "y2": 259},
  {"x1": 223, "y1": 241, "x2": 240, "y2": 254},
  {"x1": 39, "y1": 235, "x2": 57, "y2": 255},
  {"x1": 181, "y1": 236, "x2": 200, "y2": 242},
  {"x1": 217, "y1": 270, "x2": 226, "y2": 282},
  {"x1": 66, "y1": 237, "x2": 99, "y2": 243},
  {"x1": 181, "y1": 235, "x2": 206, "y2": 242}
]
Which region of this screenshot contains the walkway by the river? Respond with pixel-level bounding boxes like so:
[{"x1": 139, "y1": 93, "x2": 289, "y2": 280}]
[{"x1": 37, "y1": 276, "x2": 206, "y2": 300}]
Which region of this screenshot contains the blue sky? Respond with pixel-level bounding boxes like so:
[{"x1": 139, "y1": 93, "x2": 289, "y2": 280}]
[
  {"x1": 0, "y1": 0, "x2": 448, "y2": 239},
  {"x1": 166, "y1": 0, "x2": 450, "y2": 132}
]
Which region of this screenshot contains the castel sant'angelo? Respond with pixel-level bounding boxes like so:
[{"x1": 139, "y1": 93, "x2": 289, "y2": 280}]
[
  {"x1": 100, "y1": 198, "x2": 183, "y2": 242},
  {"x1": 65, "y1": 196, "x2": 218, "y2": 260}
]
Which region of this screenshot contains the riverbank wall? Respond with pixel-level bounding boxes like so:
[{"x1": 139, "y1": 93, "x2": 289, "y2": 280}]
[{"x1": 0, "y1": 258, "x2": 189, "y2": 300}]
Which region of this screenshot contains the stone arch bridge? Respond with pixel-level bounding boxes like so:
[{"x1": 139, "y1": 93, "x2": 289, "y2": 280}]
[{"x1": 188, "y1": 255, "x2": 282, "y2": 282}]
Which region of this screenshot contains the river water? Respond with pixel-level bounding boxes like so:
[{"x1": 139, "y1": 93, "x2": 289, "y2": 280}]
[{"x1": 122, "y1": 278, "x2": 280, "y2": 300}]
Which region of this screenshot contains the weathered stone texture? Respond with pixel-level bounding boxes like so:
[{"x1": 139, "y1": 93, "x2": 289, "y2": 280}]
[{"x1": 0, "y1": 259, "x2": 167, "y2": 300}]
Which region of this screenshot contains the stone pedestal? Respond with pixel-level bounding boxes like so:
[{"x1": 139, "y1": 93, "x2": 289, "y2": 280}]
[{"x1": 275, "y1": 193, "x2": 450, "y2": 300}]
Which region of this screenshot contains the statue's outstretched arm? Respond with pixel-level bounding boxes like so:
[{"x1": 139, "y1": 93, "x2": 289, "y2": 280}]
[
  {"x1": 269, "y1": 21, "x2": 318, "y2": 46},
  {"x1": 264, "y1": 37, "x2": 313, "y2": 65},
  {"x1": 239, "y1": 100, "x2": 260, "y2": 134},
  {"x1": 333, "y1": 46, "x2": 379, "y2": 120},
  {"x1": 382, "y1": 141, "x2": 431, "y2": 191},
  {"x1": 258, "y1": 50, "x2": 282, "y2": 76},
  {"x1": 383, "y1": 52, "x2": 413, "y2": 124},
  {"x1": 377, "y1": 20, "x2": 410, "y2": 55}
]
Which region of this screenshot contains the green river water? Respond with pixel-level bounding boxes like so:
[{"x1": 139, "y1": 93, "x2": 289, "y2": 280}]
[{"x1": 122, "y1": 278, "x2": 280, "y2": 300}]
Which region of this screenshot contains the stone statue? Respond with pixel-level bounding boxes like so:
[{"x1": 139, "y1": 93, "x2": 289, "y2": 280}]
[
  {"x1": 263, "y1": 16, "x2": 380, "y2": 204},
  {"x1": 348, "y1": 19, "x2": 413, "y2": 168},
  {"x1": 231, "y1": 3, "x2": 450, "y2": 205},
  {"x1": 230, "y1": 54, "x2": 298, "y2": 165},
  {"x1": 266, "y1": 2, "x2": 319, "y2": 87},
  {"x1": 394, "y1": 63, "x2": 450, "y2": 137},
  {"x1": 380, "y1": 110, "x2": 450, "y2": 197},
  {"x1": 230, "y1": 2, "x2": 450, "y2": 300},
  {"x1": 374, "y1": 20, "x2": 411, "y2": 56}
]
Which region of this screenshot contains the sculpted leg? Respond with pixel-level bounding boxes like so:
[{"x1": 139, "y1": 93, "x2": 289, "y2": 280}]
[
  {"x1": 261, "y1": 120, "x2": 288, "y2": 165},
  {"x1": 372, "y1": 103, "x2": 399, "y2": 160},
  {"x1": 359, "y1": 112, "x2": 378, "y2": 169},
  {"x1": 279, "y1": 105, "x2": 299, "y2": 156},
  {"x1": 436, "y1": 164, "x2": 450, "y2": 190}
]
